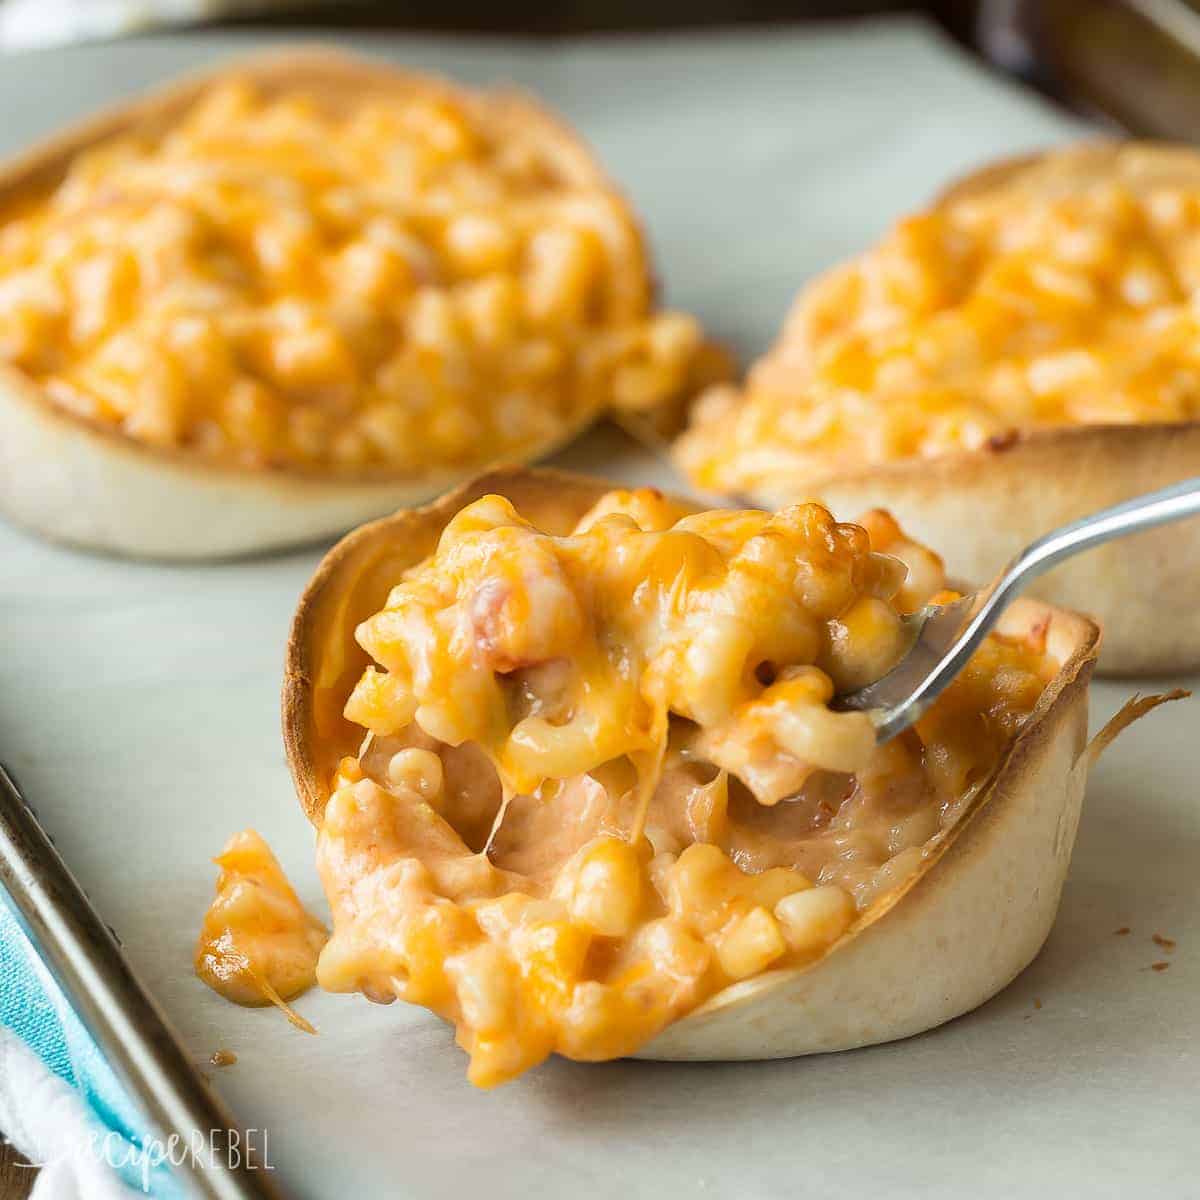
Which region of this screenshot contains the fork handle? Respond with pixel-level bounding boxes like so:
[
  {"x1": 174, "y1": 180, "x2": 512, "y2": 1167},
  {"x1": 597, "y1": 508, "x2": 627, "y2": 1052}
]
[
  {"x1": 869, "y1": 474, "x2": 1200, "y2": 741},
  {"x1": 1020, "y1": 473, "x2": 1200, "y2": 577},
  {"x1": 987, "y1": 474, "x2": 1200, "y2": 618}
]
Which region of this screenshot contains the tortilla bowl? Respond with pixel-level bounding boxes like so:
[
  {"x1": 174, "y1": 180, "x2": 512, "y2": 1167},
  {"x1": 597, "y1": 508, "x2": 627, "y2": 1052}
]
[{"x1": 283, "y1": 465, "x2": 1102, "y2": 1062}]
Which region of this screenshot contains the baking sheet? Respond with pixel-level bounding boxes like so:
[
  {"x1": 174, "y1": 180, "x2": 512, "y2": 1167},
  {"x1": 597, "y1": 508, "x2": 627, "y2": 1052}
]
[{"x1": 1, "y1": 19, "x2": 1196, "y2": 1200}]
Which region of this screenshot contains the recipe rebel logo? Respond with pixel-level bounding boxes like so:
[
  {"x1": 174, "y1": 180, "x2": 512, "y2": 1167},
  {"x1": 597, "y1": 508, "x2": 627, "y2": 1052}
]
[{"x1": 87, "y1": 1126, "x2": 277, "y2": 1192}]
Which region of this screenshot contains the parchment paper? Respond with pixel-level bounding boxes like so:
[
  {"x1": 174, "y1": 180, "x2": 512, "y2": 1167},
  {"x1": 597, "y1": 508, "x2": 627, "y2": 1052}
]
[{"x1": 2, "y1": 19, "x2": 1196, "y2": 1200}]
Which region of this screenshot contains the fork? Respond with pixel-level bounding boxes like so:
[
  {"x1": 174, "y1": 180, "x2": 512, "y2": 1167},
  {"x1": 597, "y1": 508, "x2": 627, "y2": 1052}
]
[{"x1": 834, "y1": 476, "x2": 1200, "y2": 742}]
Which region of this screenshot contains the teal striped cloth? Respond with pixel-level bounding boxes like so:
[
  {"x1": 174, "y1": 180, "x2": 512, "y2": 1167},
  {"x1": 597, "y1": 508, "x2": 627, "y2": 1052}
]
[{"x1": 0, "y1": 893, "x2": 182, "y2": 1196}]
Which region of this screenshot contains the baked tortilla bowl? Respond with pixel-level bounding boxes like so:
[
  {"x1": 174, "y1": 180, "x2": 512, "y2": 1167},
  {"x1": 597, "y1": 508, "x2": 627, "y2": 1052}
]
[
  {"x1": 686, "y1": 142, "x2": 1200, "y2": 676},
  {"x1": 0, "y1": 49, "x2": 667, "y2": 560},
  {"x1": 284, "y1": 465, "x2": 1105, "y2": 1064}
]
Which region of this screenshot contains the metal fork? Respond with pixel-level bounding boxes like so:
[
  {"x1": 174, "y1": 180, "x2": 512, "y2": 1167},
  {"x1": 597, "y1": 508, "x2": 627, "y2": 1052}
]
[{"x1": 834, "y1": 476, "x2": 1200, "y2": 742}]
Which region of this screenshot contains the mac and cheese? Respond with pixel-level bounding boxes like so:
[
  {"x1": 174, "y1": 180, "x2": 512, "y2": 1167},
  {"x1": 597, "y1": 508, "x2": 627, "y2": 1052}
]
[
  {"x1": 315, "y1": 488, "x2": 1057, "y2": 1085},
  {"x1": 677, "y1": 145, "x2": 1200, "y2": 497},
  {"x1": 0, "y1": 78, "x2": 716, "y2": 470}
]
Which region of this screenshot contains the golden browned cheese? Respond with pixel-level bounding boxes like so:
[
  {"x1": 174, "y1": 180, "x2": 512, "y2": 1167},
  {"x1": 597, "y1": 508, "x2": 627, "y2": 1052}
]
[
  {"x1": 195, "y1": 829, "x2": 327, "y2": 1028},
  {"x1": 0, "y1": 81, "x2": 717, "y2": 470},
  {"x1": 676, "y1": 152, "x2": 1200, "y2": 496},
  {"x1": 314, "y1": 488, "x2": 1057, "y2": 1087}
]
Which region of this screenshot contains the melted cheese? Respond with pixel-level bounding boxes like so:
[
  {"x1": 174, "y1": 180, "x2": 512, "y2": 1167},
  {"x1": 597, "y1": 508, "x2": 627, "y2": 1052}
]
[{"x1": 345, "y1": 488, "x2": 919, "y2": 807}]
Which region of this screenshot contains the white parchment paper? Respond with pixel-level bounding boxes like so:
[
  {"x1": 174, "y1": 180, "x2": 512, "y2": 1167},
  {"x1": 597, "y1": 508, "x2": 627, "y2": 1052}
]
[{"x1": 1, "y1": 19, "x2": 1196, "y2": 1200}]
